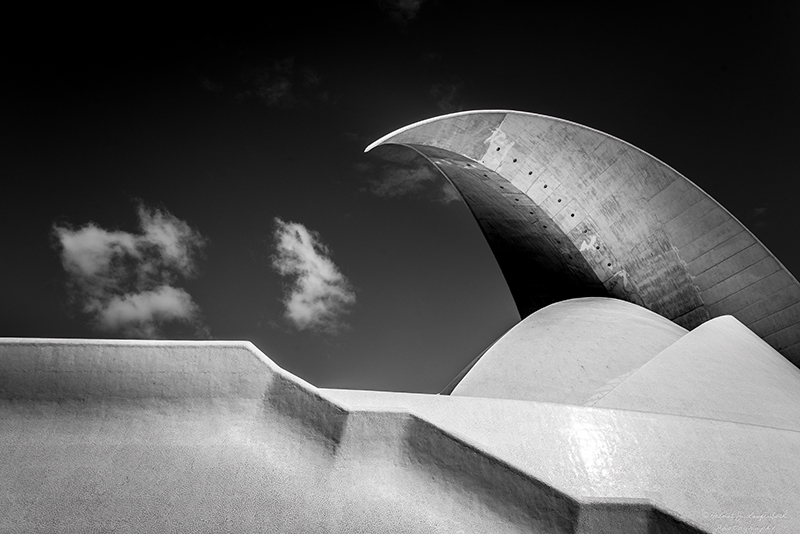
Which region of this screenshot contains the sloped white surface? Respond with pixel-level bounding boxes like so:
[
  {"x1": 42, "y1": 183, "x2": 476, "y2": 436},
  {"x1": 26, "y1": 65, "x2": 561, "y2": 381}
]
[
  {"x1": 591, "y1": 315, "x2": 800, "y2": 430},
  {"x1": 452, "y1": 298, "x2": 687, "y2": 404}
]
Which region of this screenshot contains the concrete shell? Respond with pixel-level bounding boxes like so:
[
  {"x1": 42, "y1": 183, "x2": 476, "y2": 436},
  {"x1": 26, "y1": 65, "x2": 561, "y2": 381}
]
[
  {"x1": 366, "y1": 111, "x2": 800, "y2": 368},
  {"x1": 590, "y1": 311, "x2": 800, "y2": 430},
  {"x1": 449, "y1": 297, "x2": 688, "y2": 404},
  {"x1": 447, "y1": 297, "x2": 800, "y2": 432}
]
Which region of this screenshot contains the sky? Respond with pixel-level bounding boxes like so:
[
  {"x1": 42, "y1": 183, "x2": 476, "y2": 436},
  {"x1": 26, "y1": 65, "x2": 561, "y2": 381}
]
[{"x1": 2, "y1": 3, "x2": 798, "y2": 393}]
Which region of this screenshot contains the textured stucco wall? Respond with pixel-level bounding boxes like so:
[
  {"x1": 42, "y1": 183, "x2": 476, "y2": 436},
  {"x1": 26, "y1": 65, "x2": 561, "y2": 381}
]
[
  {"x1": 0, "y1": 338, "x2": 723, "y2": 533},
  {"x1": 3, "y1": 338, "x2": 799, "y2": 532}
]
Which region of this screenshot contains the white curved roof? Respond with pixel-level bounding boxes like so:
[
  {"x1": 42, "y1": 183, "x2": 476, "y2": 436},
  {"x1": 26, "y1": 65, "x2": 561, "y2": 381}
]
[{"x1": 451, "y1": 297, "x2": 687, "y2": 404}]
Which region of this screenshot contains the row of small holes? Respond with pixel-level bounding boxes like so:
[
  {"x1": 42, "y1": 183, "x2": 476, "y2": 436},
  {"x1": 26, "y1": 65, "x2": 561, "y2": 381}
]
[
  {"x1": 477, "y1": 162, "x2": 582, "y2": 231},
  {"x1": 470, "y1": 163, "x2": 587, "y2": 254},
  {"x1": 484, "y1": 151, "x2": 537, "y2": 181},
  {"x1": 491, "y1": 150, "x2": 536, "y2": 179}
]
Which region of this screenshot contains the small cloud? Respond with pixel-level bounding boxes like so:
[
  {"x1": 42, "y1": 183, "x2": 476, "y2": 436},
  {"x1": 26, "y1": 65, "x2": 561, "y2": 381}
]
[
  {"x1": 52, "y1": 203, "x2": 209, "y2": 338},
  {"x1": 439, "y1": 181, "x2": 461, "y2": 204},
  {"x1": 256, "y1": 76, "x2": 295, "y2": 107},
  {"x1": 200, "y1": 77, "x2": 224, "y2": 92},
  {"x1": 748, "y1": 206, "x2": 770, "y2": 229},
  {"x1": 342, "y1": 131, "x2": 373, "y2": 145},
  {"x1": 353, "y1": 161, "x2": 374, "y2": 173},
  {"x1": 376, "y1": 0, "x2": 428, "y2": 25},
  {"x1": 430, "y1": 81, "x2": 464, "y2": 113},
  {"x1": 271, "y1": 218, "x2": 356, "y2": 334},
  {"x1": 95, "y1": 286, "x2": 201, "y2": 338},
  {"x1": 252, "y1": 58, "x2": 296, "y2": 108},
  {"x1": 238, "y1": 58, "x2": 325, "y2": 108},
  {"x1": 422, "y1": 51, "x2": 443, "y2": 62},
  {"x1": 362, "y1": 157, "x2": 461, "y2": 204},
  {"x1": 301, "y1": 67, "x2": 322, "y2": 88},
  {"x1": 368, "y1": 159, "x2": 439, "y2": 197}
]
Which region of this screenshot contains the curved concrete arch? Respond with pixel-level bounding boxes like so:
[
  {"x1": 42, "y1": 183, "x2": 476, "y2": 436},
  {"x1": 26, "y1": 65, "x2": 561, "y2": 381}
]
[{"x1": 367, "y1": 111, "x2": 800, "y2": 367}]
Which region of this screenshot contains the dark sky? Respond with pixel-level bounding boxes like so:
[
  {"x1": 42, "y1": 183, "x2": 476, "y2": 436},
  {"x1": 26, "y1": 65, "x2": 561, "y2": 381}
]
[{"x1": 2, "y1": 3, "x2": 798, "y2": 393}]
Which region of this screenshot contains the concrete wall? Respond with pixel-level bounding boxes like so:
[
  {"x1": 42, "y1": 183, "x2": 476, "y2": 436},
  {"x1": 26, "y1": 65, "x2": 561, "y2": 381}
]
[
  {"x1": 329, "y1": 387, "x2": 800, "y2": 534},
  {"x1": 1, "y1": 339, "x2": 712, "y2": 533},
  {"x1": 367, "y1": 111, "x2": 800, "y2": 367}
]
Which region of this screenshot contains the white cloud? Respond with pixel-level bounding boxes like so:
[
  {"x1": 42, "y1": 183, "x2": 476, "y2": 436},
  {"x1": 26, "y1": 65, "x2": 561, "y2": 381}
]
[
  {"x1": 376, "y1": 0, "x2": 428, "y2": 24},
  {"x1": 237, "y1": 58, "x2": 325, "y2": 108},
  {"x1": 55, "y1": 225, "x2": 138, "y2": 279},
  {"x1": 52, "y1": 203, "x2": 208, "y2": 338},
  {"x1": 137, "y1": 204, "x2": 204, "y2": 274},
  {"x1": 369, "y1": 159, "x2": 439, "y2": 197},
  {"x1": 271, "y1": 218, "x2": 355, "y2": 334},
  {"x1": 439, "y1": 181, "x2": 462, "y2": 204},
  {"x1": 366, "y1": 158, "x2": 462, "y2": 204},
  {"x1": 94, "y1": 286, "x2": 200, "y2": 338},
  {"x1": 430, "y1": 81, "x2": 464, "y2": 113}
]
